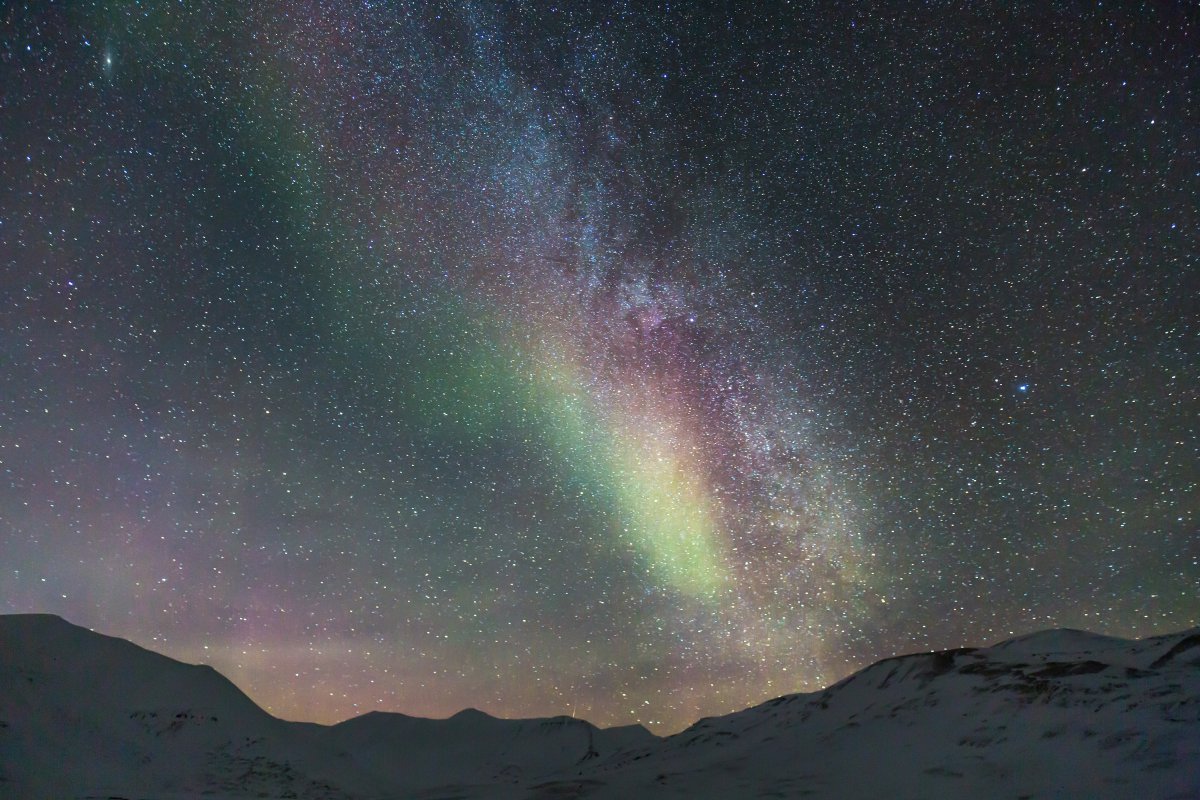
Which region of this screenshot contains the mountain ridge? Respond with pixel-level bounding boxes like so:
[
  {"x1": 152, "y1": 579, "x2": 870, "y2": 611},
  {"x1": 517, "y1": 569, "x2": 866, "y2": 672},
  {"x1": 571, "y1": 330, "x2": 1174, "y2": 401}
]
[{"x1": 1, "y1": 612, "x2": 1197, "y2": 798}]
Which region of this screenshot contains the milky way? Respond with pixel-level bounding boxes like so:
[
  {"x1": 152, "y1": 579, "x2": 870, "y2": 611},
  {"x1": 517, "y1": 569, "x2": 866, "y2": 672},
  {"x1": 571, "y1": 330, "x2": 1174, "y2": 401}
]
[{"x1": 1, "y1": 2, "x2": 1196, "y2": 732}]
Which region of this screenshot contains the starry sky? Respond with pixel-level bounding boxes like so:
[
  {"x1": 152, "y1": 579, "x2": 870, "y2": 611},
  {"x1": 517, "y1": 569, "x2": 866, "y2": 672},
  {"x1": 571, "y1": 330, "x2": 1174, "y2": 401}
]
[{"x1": 1, "y1": 1, "x2": 1196, "y2": 733}]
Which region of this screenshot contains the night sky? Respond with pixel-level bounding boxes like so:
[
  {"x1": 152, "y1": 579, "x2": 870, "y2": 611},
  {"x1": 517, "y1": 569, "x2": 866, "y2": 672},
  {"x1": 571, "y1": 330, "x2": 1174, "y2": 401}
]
[{"x1": 1, "y1": 2, "x2": 1196, "y2": 733}]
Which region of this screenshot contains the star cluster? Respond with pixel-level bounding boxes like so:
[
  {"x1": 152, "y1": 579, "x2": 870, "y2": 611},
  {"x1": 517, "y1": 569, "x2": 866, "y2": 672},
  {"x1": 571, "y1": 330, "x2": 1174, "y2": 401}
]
[{"x1": 1, "y1": 2, "x2": 1196, "y2": 733}]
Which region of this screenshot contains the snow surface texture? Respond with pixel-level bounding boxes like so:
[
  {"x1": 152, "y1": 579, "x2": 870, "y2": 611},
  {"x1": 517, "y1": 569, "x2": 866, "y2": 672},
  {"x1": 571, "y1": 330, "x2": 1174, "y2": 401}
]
[{"x1": 1, "y1": 614, "x2": 1197, "y2": 799}]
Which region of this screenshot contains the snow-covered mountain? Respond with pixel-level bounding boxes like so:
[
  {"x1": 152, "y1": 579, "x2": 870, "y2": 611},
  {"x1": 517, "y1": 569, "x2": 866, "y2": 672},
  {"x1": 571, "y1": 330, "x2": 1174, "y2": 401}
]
[
  {"x1": 0, "y1": 613, "x2": 651, "y2": 799},
  {"x1": 1, "y1": 613, "x2": 1197, "y2": 799},
  {"x1": 576, "y1": 626, "x2": 1200, "y2": 799}
]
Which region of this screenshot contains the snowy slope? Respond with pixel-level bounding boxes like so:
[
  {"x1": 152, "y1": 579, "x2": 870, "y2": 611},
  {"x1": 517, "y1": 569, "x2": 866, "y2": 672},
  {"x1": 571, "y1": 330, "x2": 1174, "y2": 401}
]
[
  {"x1": 575, "y1": 626, "x2": 1200, "y2": 799},
  {"x1": 1, "y1": 613, "x2": 1197, "y2": 799},
  {"x1": 0, "y1": 614, "x2": 651, "y2": 799},
  {"x1": 0, "y1": 613, "x2": 348, "y2": 799}
]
